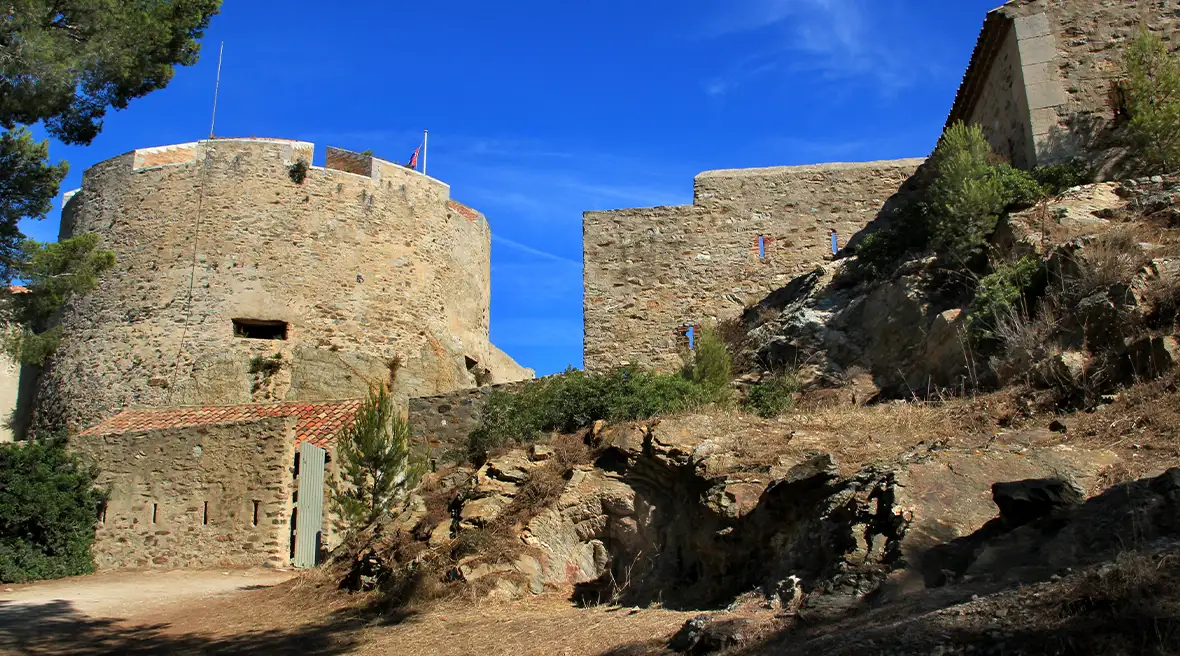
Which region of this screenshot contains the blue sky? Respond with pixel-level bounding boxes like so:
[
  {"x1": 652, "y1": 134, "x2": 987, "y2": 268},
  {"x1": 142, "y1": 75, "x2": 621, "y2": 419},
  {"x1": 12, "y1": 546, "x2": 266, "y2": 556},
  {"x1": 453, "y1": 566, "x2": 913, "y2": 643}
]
[{"x1": 21, "y1": 0, "x2": 1000, "y2": 376}]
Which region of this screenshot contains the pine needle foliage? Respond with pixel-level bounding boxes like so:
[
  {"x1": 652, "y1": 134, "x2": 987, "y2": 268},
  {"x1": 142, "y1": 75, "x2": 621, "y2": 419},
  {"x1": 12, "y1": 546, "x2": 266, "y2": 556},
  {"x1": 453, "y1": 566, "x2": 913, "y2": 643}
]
[
  {"x1": 1121, "y1": 30, "x2": 1180, "y2": 174},
  {"x1": 327, "y1": 386, "x2": 427, "y2": 538}
]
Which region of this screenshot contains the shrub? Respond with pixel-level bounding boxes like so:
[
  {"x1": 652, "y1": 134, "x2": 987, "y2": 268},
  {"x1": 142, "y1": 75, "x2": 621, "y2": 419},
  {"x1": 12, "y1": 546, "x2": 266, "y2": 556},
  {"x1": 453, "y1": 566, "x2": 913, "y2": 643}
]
[
  {"x1": 467, "y1": 366, "x2": 719, "y2": 463},
  {"x1": 1073, "y1": 230, "x2": 1148, "y2": 298},
  {"x1": 854, "y1": 122, "x2": 1045, "y2": 277},
  {"x1": 0, "y1": 437, "x2": 105, "y2": 584},
  {"x1": 742, "y1": 372, "x2": 799, "y2": 418},
  {"x1": 1121, "y1": 30, "x2": 1180, "y2": 174},
  {"x1": 683, "y1": 325, "x2": 732, "y2": 400},
  {"x1": 1033, "y1": 161, "x2": 1095, "y2": 195},
  {"x1": 970, "y1": 256, "x2": 1048, "y2": 339},
  {"x1": 288, "y1": 158, "x2": 310, "y2": 184},
  {"x1": 248, "y1": 352, "x2": 282, "y2": 376},
  {"x1": 327, "y1": 386, "x2": 428, "y2": 542}
]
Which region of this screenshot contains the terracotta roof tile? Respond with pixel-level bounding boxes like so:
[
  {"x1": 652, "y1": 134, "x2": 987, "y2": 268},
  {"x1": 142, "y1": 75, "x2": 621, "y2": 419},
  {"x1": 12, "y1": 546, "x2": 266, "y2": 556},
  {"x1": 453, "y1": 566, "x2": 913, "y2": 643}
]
[
  {"x1": 447, "y1": 199, "x2": 482, "y2": 222},
  {"x1": 81, "y1": 400, "x2": 364, "y2": 448}
]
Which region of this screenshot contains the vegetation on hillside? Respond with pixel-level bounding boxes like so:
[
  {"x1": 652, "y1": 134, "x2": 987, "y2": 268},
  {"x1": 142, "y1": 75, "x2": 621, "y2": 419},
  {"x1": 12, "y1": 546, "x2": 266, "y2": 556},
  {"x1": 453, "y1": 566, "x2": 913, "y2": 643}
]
[
  {"x1": 327, "y1": 386, "x2": 428, "y2": 544},
  {"x1": 1121, "y1": 30, "x2": 1180, "y2": 175},
  {"x1": 0, "y1": 437, "x2": 105, "y2": 583}
]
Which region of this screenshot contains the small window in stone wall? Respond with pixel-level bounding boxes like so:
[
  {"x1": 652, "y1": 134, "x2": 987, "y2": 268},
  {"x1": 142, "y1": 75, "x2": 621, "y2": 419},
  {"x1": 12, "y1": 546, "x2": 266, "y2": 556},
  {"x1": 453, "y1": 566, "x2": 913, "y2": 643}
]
[
  {"x1": 152, "y1": 503, "x2": 158, "y2": 524},
  {"x1": 233, "y1": 318, "x2": 289, "y2": 340},
  {"x1": 203, "y1": 501, "x2": 209, "y2": 526},
  {"x1": 97, "y1": 501, "x2": 107, "y2": 524},
  {"x1": 252, "y1": 500, "x2": 261, "y2": 526}
]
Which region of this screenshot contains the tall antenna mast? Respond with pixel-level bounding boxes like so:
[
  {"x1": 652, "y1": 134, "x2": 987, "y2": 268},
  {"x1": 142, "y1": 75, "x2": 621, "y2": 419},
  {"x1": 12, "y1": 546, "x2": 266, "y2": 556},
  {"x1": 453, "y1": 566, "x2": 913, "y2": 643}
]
[{"x1": 208, "y1": 42, "x2": 224, "y2": 140}]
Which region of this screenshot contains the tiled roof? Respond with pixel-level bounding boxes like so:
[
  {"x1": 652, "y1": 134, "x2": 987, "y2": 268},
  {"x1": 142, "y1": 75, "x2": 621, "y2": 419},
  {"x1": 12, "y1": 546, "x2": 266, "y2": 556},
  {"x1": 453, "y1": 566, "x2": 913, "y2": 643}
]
[
  {"x1": 81, "y1": 400, "x2": 364, "y2": 447},
  {"x1": 7, "y1": 286, "x2": 28, "y2": 294},
  {"x1": 945, "y1": 6, "x2": 1015, "y2": 130}
]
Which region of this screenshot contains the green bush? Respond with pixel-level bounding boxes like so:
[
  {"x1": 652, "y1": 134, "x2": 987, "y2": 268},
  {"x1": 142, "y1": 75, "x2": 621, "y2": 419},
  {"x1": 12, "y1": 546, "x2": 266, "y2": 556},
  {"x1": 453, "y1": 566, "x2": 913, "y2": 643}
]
[
  {"x1": 1121, "y1": 30, "x2": 1180, "y2": 174},
  {"x1": 855, "y1": 122, "x2": 1045, "y2": 277},
  {"x1": 467, "y1": 365, "x2": 722, "y2": 463},
  {"x1": 1033, "y1": 161, "x2": 1094, "y2": 195},
  {"x1": 683, "y1": 325, "x2": 732, "y2": 400},
  {"x1": 742, "y1": 373, "x2": 799, "y2": 418},
  {"x1": 969, "y1": 256, "x2": 1047, "y2": 340},
  {"x1": 0, "y1": 437, "x2": 105, "y2": 584}
]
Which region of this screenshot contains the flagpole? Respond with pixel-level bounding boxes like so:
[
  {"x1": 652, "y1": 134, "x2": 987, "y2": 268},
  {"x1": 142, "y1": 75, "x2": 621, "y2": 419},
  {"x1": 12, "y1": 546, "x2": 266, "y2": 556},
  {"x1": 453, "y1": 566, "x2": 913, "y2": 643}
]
[{"x1": 422, "y1": 129, "x2": 429, "y2": 176}]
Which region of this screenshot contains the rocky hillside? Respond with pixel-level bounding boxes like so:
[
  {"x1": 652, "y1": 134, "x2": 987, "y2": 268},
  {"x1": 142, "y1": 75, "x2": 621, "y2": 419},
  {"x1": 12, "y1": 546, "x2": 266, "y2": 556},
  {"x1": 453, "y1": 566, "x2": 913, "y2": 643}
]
[{"x1": 332, "y1": 173, "x2": 1180, "y2": 655}]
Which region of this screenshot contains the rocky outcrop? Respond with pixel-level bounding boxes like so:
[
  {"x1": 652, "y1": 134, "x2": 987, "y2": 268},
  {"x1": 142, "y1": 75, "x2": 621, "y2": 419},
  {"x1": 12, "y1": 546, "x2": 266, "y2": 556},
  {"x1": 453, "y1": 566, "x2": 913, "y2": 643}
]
[{"x1": 398, "y1": 416, "x2": 1115, "y2": 615}]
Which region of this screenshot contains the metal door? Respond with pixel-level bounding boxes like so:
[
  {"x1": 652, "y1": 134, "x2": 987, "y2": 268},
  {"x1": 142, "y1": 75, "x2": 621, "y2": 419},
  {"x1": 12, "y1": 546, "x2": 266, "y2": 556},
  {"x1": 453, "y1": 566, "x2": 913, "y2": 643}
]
[{"x1": 293, "y1": 441, "x2": 326, "y2": 568}]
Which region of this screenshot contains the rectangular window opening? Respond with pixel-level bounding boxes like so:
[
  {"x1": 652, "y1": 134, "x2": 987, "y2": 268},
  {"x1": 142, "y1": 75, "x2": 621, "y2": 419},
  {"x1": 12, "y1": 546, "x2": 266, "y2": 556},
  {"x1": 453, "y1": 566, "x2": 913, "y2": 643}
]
[
  {"x1": 151, "y1": 503, "x2": 158, "y2": 524},
  {"x1": 97, "y1": 501, "x2": 107, "y2": 524},
  {"x1": 687, "y1": 325, "x2": 696, "y2": 351},
  {"x1": 758, "y1": 235, "x2": 766, "y2": 259},
  {"x1": 203, "y1": 501, "x2": 209, "y2": 526},
  {"x1": 293, "y1": 452, "x2": 300, "y2": 478},
  {"x1": 233, "y1": 318, "x2": 289, "y2": 340},
  {"x1": 252, "y1": 500, "x2": 261, "y2": 526}
]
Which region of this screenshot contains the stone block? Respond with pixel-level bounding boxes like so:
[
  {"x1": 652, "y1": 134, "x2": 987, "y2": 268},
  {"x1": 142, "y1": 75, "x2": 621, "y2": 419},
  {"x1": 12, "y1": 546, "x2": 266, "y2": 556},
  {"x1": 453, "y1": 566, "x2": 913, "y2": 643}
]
[
  {"x1": 1013, "y1": 13, "x2": 1052, "y2": 40},
  {"x1": 1026, "y1": 81, "x2": 1068, "y2": 110},
  {"x1": 1031, "y1": 107, "x2": 1061, "y2": 136},
  {"x1": 1017, "y1": 34, "x2": 1058, "y2": 66},
  {"x1": 1021, "y1": 62, "x2": 1054, "y2": 87}
]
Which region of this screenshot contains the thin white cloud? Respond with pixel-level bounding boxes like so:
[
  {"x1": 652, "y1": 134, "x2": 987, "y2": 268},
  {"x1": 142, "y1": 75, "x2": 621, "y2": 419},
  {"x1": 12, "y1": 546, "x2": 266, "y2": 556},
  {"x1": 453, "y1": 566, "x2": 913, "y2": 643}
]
[
  {"x1": 702, "y1": 0, "x2": 925, "y2": 98},
  {"x1": 491, "y1": 234, "x2": 580, "y2": 267}
]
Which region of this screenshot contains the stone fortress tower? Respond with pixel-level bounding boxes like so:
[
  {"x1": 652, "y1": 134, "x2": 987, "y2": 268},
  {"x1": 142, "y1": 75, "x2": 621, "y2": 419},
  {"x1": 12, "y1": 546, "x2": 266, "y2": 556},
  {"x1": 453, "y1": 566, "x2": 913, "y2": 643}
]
[{"x1": 31, "y1": 137, "x2": 532, "y2": 435}]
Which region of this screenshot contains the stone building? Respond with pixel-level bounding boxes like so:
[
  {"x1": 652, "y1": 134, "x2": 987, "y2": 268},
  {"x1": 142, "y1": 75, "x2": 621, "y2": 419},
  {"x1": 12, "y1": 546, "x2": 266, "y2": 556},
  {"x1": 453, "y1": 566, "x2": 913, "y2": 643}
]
[
  {"x1": 28, "y1": 137, "x2": 532, "y2": 436},
  {"x1": 582, "y1": 0, "x2": 1180, "y2": 375},
  {"x1": 582, "y1": 161, "x2": 924, "y2": 373},
  {"x1": 948, "y1": 0, "x2": 1180, "y2": 172},
  {"x1": 78, "y1": 400, "x2": 360, "y2": 569}
]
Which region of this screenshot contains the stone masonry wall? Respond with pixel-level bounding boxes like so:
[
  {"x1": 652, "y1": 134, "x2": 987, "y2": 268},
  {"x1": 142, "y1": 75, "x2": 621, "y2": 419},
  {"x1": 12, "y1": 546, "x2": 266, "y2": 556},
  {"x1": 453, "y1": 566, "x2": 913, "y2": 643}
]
[
  {"x1": 75, "y1": 416, "x2": 298, "y2": 569},
  {"x1": 409, "y1": 377, "x2": 543, "y2": 464},
  {"x1": 39, "y1": 138, "x2": 533, "y2": 436},
  {"x1": 583, "y1": 160, "x2": 923, "y2": 373}
]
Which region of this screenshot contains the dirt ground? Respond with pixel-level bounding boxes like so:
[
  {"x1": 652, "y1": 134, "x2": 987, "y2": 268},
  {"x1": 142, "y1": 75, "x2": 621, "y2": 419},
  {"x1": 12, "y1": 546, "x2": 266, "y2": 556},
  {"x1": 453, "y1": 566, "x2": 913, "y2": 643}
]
[{"x1": 0, "y1": 569, "x2": 694, "y2": 656}]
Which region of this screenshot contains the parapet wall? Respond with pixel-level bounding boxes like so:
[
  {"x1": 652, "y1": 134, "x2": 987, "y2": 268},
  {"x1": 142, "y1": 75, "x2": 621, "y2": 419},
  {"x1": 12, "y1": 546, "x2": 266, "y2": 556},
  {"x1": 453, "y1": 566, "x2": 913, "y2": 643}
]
[
  {"x1": 583, "y1": 159, "x2": 923, "y2": 374},
  {"x1": 38, "y1": 137, "x2": 532, "y2": 436}
]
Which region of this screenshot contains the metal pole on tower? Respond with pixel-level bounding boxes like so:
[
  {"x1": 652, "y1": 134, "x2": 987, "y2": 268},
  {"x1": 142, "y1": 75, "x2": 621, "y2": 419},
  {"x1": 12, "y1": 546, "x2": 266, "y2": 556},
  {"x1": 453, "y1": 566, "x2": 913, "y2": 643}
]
[
  {"x1": 422, "y1": 130, "x2": 429, "y2": 176},
  {"x1": 208, "y1": 42, "x2": 224, "y2": 140}
]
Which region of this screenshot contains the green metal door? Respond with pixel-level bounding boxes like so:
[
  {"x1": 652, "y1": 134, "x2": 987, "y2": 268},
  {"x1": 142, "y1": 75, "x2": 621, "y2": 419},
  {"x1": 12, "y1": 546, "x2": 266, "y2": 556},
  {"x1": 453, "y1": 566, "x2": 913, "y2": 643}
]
[{"x1": 293, "y1": 441, "x2": 326, "y2": 568}]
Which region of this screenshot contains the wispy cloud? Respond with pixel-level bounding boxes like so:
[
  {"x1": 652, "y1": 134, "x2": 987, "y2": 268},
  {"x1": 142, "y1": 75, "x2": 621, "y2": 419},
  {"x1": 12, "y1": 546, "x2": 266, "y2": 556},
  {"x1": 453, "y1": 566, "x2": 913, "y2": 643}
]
[
  {"x1": 701, "y1": 0, "x2": 926, "y2": 98},
  {"x1": 492, "y1": 234, "x2": 580, "y2": 267}
]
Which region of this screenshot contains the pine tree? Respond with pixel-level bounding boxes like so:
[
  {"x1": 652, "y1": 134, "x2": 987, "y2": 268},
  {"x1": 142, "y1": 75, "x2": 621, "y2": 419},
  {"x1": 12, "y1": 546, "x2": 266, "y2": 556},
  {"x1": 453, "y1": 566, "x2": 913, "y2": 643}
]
[{"x1": 328, "y1": 386, "x2": 427, "y2": 539}]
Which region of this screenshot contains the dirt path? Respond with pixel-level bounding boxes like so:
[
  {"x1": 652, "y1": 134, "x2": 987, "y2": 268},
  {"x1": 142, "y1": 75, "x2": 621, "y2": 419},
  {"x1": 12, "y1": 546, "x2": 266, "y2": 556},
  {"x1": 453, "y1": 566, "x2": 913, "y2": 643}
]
[{"x1": 0, "y1": 569, "x2": 296, "y2": 655}]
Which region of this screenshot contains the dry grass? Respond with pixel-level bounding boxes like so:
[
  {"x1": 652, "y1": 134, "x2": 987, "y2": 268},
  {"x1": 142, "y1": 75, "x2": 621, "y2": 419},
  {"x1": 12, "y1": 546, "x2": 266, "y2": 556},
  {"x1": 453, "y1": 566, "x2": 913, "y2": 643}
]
[
  {"x1": 1073, "y1": 228, "x2": 1150, "y2": 296},
  {"x1": 1071, "y1": 371, "x2": 1180, "y2": 461}
]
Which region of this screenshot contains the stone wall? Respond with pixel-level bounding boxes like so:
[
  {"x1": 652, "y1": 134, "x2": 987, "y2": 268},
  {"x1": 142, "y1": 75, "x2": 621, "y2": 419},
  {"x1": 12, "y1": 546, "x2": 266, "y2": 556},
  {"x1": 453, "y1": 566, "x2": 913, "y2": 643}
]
[
  {"x1": 76, "y1": 417, "x2": 298, "y2": 569},
  {"x1": 409, "y1": 377, "x2": 540, "y2": 463},
  {"x1": 949, "y1": 0, "x2": 1180, "y2": 172},
  {"x1": 583, "y1": 160, "x2": 923, "y2": 373},
  {"x1": 38, "y1": 138, "x2": 533, "y2": 436}
]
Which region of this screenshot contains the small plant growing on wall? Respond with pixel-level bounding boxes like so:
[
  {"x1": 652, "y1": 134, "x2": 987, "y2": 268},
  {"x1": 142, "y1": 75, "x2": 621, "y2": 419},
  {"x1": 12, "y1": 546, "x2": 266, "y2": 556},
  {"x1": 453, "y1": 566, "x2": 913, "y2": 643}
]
[
  {"x1": 288, "y1": 157, "x2": 310, "y2": 185},
  {"x1": 248, "y1": 352, "x2": 283, "y2": 376},
  {"x1": 327, "y1": 386, "x2": 428, "y2": 545}
]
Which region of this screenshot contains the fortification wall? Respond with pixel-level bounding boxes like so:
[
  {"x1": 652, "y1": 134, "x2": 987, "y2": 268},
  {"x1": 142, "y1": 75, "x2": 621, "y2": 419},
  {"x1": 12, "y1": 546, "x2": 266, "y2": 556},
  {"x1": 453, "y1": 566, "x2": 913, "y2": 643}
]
[
  {"x1": 38, "y1": 138, "x2": 532, "y2": 435},
  {"x1": 409, "y1": 376, "x2": 546, "y2": 464},
  {"x1": 76, "y1": 416, "x2": 297, "y2": 569},
  {"x1": 583, "y1": 160, "x2": 923, "y2": 373},
  {"x1": 949, "y1": 1, "x2": 1180, "y2": 171}
]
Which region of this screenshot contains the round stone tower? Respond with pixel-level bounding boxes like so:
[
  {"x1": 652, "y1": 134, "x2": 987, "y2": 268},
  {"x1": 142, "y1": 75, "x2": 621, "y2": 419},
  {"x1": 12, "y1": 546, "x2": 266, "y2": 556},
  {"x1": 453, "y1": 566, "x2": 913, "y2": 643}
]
[{"x1": 34, "y1": 137, "x2": 532, "y2": 434}]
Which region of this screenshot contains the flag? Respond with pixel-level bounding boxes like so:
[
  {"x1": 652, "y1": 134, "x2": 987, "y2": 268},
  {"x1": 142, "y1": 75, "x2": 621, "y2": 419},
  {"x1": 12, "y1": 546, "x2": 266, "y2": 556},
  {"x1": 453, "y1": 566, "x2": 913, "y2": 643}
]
[{"x1": 405, "y1": 146, "x2": 421, "y2": 170}]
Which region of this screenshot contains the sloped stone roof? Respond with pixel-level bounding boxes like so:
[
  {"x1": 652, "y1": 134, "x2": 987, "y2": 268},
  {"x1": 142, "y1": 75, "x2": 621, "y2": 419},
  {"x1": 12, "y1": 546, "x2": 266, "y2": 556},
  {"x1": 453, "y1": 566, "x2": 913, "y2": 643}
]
[
  {"x1": 81, "y1": 400, "x2": 363, "y2": 447},
  {"x1": 945, "y1": 5, "x2": 1018, "y2": 130}
]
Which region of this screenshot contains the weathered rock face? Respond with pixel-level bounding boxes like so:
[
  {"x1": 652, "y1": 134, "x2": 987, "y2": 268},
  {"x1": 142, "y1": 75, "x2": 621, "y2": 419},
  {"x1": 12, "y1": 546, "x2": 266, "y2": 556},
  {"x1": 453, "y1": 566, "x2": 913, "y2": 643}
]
[
  {"x1": 742, "y1": 178, "x2": 1180, "y2": 403},
  {"x1": 423, "y1": 418, "x2": 1114, "y2": 614}
]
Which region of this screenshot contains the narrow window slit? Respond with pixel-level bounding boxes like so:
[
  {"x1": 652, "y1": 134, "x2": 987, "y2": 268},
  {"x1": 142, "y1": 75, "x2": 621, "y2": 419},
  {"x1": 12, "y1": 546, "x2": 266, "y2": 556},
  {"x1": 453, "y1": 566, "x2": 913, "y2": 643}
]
[
  {"x1": 203, "y1": 501, "x2": 209, "y2": 525},
  {"x1": 152, "y1": 503, "x2": 158, "y2": 524},
  {"x1": 758, "y1": 235, "x2": 766, "y2": 259},
  {"x1": 252, "y1": 500, "x2": 261, "y2": 526}
]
